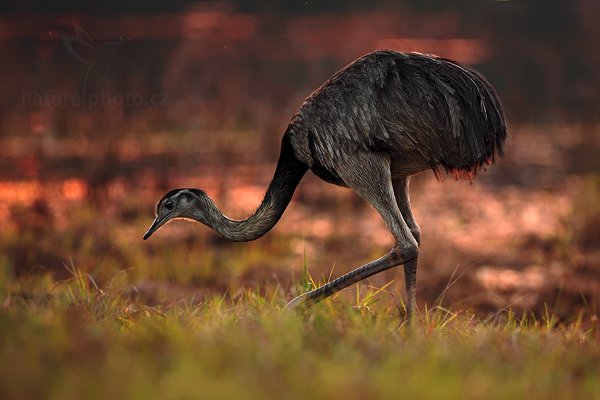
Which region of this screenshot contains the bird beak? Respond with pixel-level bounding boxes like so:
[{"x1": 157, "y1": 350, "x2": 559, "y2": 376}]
[{"x1": 143, "y1": 216, "x2": 168, "y2": 240}]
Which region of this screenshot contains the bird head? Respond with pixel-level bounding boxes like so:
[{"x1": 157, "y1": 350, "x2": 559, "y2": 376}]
[{"x1": 143, "y1": 188, "x2": 209, "y2": 240}]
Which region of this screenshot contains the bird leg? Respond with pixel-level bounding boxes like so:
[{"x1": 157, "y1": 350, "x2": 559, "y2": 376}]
[
  {"x1": 392, "y1": 177, "x2": 421, "y2": 321},
  {"x1": 287, "y1": 155, "x2": 419, "y2": 321},
  {"x1": 403, "y1": 257, "x2": 418, "y2": 322},
  {"x1": 392, "y1": 177, "x2": 421, "y2": 246},
  {"x1": 286, "y1": 246, "x2": 417, "y2": 309}
]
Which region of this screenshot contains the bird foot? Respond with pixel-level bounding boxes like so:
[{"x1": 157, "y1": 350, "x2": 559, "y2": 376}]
[{"x1": 284, "y1": 293, "x2": 309, "y2": 310}]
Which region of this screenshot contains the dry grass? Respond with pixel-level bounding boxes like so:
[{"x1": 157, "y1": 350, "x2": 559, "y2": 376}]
[
  {"x1": 1, "y1": 263, "x2": 599, "y2": 400},
  {"x1": 1, "y1": 125, "x2": 599, "y2": 398}
]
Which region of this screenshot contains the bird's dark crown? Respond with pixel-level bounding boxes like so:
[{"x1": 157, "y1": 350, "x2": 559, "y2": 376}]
[{"x1": 156, "y1": 188, "x2": 206, "y2": 211}]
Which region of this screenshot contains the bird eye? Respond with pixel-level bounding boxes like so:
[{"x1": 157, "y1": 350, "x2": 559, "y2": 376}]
[{"x1": 165, "y1": 201, "x2": 174, "y2": 211}]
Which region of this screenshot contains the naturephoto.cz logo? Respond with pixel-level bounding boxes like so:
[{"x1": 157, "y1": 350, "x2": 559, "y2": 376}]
[
  {"x1": 21, "y1": 24, "x2": 168, "y2": 109},
  {"x1": 21, "y1": 91, "x2": 168, "y2": 108}
]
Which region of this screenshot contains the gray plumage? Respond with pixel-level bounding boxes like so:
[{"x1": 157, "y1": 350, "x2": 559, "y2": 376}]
[{"x1": 144, "y1": 50, "x2": 508, "y2": 321}]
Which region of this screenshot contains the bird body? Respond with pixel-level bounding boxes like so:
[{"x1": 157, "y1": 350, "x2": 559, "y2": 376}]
[
  {"x1": 144, "y1": 50, "x2": 508, "y2": 320},
  {"x1": 290, "y1": 50, "x2": 506, "y2": 182}
]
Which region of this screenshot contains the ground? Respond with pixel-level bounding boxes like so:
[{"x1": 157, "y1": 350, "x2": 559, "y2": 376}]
[{"x1": 0, "y1": 124, "x2": 599, "y2": 399}]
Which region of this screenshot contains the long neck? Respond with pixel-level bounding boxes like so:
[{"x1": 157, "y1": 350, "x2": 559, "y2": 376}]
[{"x1": 202, "y1": 135, "x2": 307, "y2": 242}]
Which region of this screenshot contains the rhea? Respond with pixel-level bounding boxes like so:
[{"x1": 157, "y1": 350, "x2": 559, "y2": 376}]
[{"x1": 144, "y1": 50, "x2": 507, "y2": 320}]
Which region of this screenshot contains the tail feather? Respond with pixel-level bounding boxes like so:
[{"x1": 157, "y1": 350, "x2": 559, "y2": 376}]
[{"x1": 406, "y1": 53, "x2": 508, "y2": 179}]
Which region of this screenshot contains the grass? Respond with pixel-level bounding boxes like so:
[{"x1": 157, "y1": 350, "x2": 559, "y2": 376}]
[
  {"x1": 1, "y1": 126, "x2": 599, "y2": 399},
  {"x1": 1, "y1": 265, "x2": 598, "y2": 400}
]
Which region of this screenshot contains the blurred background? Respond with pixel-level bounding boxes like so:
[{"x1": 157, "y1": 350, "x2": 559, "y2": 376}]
[{"x1": 1, "y1": 0, "x2": 598, "y2": 319}]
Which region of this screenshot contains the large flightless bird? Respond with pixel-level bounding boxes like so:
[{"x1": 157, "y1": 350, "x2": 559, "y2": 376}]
[{"x1": 144, "y1": 50, "x2": 508, "y2": 321}]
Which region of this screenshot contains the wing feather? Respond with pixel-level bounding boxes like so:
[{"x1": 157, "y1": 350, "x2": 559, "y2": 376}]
[{"x1": 295, "y1": 50, "x2": 507, "y2": 178}]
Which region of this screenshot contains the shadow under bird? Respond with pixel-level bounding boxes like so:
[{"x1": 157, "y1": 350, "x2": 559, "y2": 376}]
[{"x1": 144, "y1": 50, "x2": 508, "y2": 321}]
